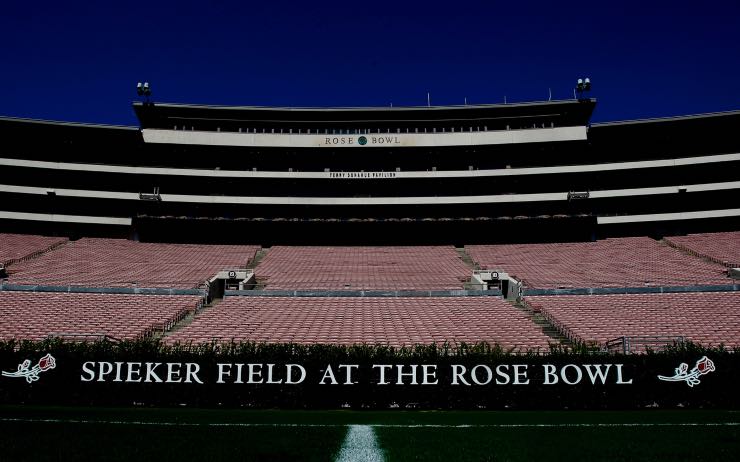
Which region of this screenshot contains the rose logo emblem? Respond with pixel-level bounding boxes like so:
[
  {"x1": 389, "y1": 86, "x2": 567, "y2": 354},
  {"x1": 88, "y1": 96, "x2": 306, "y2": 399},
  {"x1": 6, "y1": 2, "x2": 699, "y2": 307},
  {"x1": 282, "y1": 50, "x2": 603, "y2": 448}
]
[
  {"x1": 657, "y1": 356, "x2": 715, "y2": 387},
  {"x1": 2, "y1": 353, "x2": 57, "y2": 383}
]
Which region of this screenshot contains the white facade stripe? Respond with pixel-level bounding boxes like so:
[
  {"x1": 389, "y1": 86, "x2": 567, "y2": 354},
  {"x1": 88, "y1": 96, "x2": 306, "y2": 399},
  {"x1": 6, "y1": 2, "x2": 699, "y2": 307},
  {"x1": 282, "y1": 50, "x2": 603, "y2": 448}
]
[
  {"x1": 0, "y1": 181, "x2": 738, "y2": 206},
  {"x1": 597, "y1": 208, "x2": 740, "y2": 224},
  {"x1": 0, "y1": 152, "x2": 737, "y2": 179},
  {"x1": 0, "y1": 211, "x2": 131, "y2": 225}
]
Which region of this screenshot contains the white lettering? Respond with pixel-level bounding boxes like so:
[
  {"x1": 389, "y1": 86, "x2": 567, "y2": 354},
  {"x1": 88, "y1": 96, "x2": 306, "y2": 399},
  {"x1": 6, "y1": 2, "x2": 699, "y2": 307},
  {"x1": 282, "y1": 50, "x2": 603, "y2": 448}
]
[
  {"x1": 584, "y1": 364, "x2": 612, "y2": 384},
  {"x1": 216, "y1": 363, "x2": 232, "y2": 384},
  {"x1": 286, "y1": 364, "x2": 306, "y2": 384},
  {"x1": 513, "y1": 364, "x2": 530, "y2": 385},
  {"x1": 97, "y1": 361, "x2": 113, "y2": 382},
  {"x1": 81, "y1": 361, "x2": 95, "y2": 382},
  {"x1": 561, "y1": 364, "x2": 582, "y2": 385},
  {"x1": 422, "y1": 365, "x2": 438, "y2": 385},
  {"x1": 167, "y1": 363, "x2": 182, "y2": 383},
  {"x1": 373, "y1": 364, "x2": 392, "y2": 385},
  {"x1": 184, "y1": 363, "x2": 203, "y2": 384},
  {"x1": 471, "y1": 365, "x2": 493, "y2": 385},
  {"x1": 144, "y1": 362, "x2": 163, "y2": 383},
  {"x1": 615, "y1": 364, "x2": 633, "y2": 384},
  {"x1": 113, "y1": 362, "x2": 124, "y2": 382},
  {"x1": 246, "y1": 364, "x2": 263, "y2": 384},
  {"x1": 126, "y1": 362, "x2": 142, "y2": 383},
  {"x1": 320, "y1": 365, "x2": 338, "y2": 385},
  {"x1": 495, "y1": 364, "x2": 511, "y2": 385},
  {"x1": 396, "y1": 364, "x2": 418, "y2": 385},
  {"x1": 339, "y1": 364, "x2": 358, "y2": 385},
  {"x1": 265, "y1": 364, "x2": 283, "y2": 384},
  {"x1": 543, "y1": 364, "x2": 558, "y2": 385},
  {"x1": 451, "y1": 364, "x2": 470, "y2": 385}
]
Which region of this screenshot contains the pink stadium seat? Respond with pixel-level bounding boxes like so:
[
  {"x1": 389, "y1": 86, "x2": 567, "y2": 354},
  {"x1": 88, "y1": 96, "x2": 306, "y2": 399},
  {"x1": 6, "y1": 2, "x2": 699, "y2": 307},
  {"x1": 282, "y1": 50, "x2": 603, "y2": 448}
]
[
  {"x1": 665, "y1": 231, "x2": 740, "y2": 268},
  {"x1": 255, "y1": 246, "x2": 470, "y2": 290},
  {"x1": 0, "y1": 233, "x2": 68, "y2": 267},
  {"x1": 467, "y1": 237, "x2": 729, "y2": 289},
  {"x1": 0, "y1": 291, "x2": 201, "y2": 341},
  {"x1": 7, "y1": 238, "x2": 260, "y2": 289},
  {"x1": 165, "y1": 296, "x2": 552, "y2": 350},
  {"x1": 525, "y1": 292, "x2": 740, "y2": 348}
]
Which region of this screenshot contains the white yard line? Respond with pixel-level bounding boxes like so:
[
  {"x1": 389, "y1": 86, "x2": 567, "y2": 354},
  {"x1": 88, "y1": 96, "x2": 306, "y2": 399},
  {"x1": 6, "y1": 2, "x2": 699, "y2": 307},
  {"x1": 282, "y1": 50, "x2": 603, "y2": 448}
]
[
  {"x1": 0, "y1": 418, "x2": 738, "y2": 428},
  {"x1": 335, "y1": 425, "x2": 385, "y2": 462}
]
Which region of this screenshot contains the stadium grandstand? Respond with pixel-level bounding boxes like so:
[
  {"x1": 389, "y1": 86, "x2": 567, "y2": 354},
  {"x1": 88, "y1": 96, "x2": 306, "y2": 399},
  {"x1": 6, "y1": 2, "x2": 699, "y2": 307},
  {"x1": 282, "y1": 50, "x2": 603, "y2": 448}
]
[
  {"x1": 0, "y1": 98, "x2": 739, "y2": 352},
  {"x1": 5, "y1": 238, "x2": 259, "y2": 289},
  {"x1": 466, "y1": 237, "x2": 729, "y2": 289},
  {"x1": 0, "y1": 233, "x2": 67, "y2": 268},
  {"x1": 254, "y1": 246, "x2": 470, "y2": 290},
  {"x1": 165, "y1": 296, "x2": 552, "y2": 350},
  {"x1": 0, "y1": 291, "x2": 201, "y2": 342}
]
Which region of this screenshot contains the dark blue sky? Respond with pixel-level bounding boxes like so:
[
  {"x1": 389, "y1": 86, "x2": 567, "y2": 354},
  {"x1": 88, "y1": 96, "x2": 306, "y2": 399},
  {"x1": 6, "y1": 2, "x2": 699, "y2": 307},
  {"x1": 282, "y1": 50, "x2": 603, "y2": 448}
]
[{"x1": 2, "y1": 0, "x2": 738, "y2": 125}]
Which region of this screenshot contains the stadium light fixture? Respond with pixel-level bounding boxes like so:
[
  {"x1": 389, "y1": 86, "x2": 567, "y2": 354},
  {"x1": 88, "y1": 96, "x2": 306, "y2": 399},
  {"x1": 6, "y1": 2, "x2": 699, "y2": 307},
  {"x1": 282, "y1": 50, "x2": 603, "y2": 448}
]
[
  {"x1": 136, "y1": 82, "x2": 152, "y2": 102},
  {"x1": 575, "y1": 77, "x2": 592, "y2": 99}
]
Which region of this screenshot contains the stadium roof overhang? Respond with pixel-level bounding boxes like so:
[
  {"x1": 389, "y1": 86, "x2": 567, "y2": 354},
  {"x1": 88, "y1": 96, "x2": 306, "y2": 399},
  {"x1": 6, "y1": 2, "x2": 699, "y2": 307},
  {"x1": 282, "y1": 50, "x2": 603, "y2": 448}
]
[{"x1": 132, "y1": 99, "x2": 597, "y2": 130}]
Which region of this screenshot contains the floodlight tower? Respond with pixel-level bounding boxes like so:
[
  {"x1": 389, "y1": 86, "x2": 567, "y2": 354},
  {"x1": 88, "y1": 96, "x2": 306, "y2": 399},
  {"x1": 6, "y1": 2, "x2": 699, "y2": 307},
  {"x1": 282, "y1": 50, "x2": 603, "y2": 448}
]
[
  {"x1": 575, "y1": 78, "x2": 592, "y2": 100},
  {"x1": 136, "y1": 82, "x2": 152, "y2": 104}
]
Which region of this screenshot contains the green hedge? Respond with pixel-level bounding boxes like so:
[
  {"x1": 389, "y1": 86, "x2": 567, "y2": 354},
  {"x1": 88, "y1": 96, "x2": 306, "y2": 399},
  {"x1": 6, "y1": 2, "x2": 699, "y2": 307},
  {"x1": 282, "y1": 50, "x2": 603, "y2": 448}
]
[{"x1": 0, "y1": 339, "x2": 737, "y2": 409}]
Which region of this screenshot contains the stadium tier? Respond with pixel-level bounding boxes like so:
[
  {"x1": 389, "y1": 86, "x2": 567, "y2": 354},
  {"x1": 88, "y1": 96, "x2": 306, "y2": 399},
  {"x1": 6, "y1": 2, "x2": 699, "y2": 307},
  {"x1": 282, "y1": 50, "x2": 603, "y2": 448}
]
[
  {"x1": 0, "y1": 233, "x2": 68, "y2": 267},
  {"x1": 466, "y1": 237, "x2": 731, "y2": 289},
  {"x1": 255, "y1": 246, "x2": 470, "y2": 290},
  {"x1": 165, "y1": 296, "x2": 552, "y2": 350},
  {"x1": 0, "y1": 292, "x2": 201, "y2": 341},
  {"x1": 5, "y1": 238, "x2": 259, "y2": 289},
  {"x1": 664, "y1": 231, "x2": 740, "y2": 268},
  {"x1": 0, "y1": 99, "x2": 738, "y2": 242},
  {"x1": 525, "y1": 292, "x2": 740, "y2": 349}
]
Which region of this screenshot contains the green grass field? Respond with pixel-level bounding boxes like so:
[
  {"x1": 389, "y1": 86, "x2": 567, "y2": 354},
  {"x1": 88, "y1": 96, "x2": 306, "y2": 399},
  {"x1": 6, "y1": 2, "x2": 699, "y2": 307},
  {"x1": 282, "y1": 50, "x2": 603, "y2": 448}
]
[{"x1": 0, "y1": 406, "x2": 737, "y2": 461}]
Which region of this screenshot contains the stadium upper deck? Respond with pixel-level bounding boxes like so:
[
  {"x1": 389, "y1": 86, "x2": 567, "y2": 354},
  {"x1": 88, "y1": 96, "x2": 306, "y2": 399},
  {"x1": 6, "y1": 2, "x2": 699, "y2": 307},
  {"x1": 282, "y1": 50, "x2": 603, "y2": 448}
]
[
  {"x1": 0, "y1": 99, "x2": 738, "y2": 242},
  {"x1": 134, "y1": 99, "x2": 594, "y2": 149}
]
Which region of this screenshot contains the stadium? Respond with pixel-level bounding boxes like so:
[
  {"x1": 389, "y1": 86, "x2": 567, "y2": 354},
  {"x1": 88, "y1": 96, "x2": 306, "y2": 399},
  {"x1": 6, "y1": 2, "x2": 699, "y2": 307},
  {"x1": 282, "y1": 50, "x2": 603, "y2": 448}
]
[{"x1": 1, "y1": 95, "x2": 739, "y2": 460}]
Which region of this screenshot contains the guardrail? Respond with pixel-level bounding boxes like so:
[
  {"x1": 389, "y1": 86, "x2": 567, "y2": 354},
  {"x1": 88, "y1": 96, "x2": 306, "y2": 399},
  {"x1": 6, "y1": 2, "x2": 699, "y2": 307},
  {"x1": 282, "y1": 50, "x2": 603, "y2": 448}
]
[{"x1": 605, "y1": 336, "x2": 686, "y2": 354}]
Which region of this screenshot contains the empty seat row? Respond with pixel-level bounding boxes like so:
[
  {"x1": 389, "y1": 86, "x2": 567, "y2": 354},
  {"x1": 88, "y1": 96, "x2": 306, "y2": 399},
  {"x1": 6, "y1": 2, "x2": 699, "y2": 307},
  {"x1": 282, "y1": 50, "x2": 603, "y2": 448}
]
[
  {"x1": 165, "y1": 296, "x2": 552, "y2": 350},
  {"x1": 3, "y1": 234, "x2": 737, "y2": 292},
  {"x1": 255, "y1": 246, "x2": 470, "y2": 290},
  {"x1": 0, "y1": 233, "x2": 68, "y2": 266},
  {"x1": 664, "y1": 231, "x2": 740, "y2": 268},
  {"x1": 525, "y1": 292, "x2": 740, "y2": 348},
  {"x1": 6, "y1": 238, "x2": 260, "y2": 289},
  {"x1": 0, "y1": 291, "x2": 202, "y2": 341},
  {"x1": 467, "y1": 237, "x2": 729, "y2": 289}
]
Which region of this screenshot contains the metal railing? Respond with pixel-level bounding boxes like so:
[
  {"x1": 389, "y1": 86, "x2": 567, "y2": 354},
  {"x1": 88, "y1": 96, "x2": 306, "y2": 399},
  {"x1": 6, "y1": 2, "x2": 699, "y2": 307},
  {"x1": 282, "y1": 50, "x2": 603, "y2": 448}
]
[
  {"x1": 605, "y1": 336, "x2": 686, "y2": 354},
  {"x1": 47, "y1": 333, "x2": 121, "y2": 343}
]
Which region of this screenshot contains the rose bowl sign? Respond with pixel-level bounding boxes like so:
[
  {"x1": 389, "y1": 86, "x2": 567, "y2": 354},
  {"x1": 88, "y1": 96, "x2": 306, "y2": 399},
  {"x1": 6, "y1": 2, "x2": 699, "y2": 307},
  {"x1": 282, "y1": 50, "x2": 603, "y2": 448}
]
[
  {"x1": 75, "y1": 361, "x2": 634, "y2": 386},
  {"x1": 321, "y1": 135, "x2": 401, "y2": 146},
  {"x1": 0, "y1": 351, "x2": 731, "y2": 409}
]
